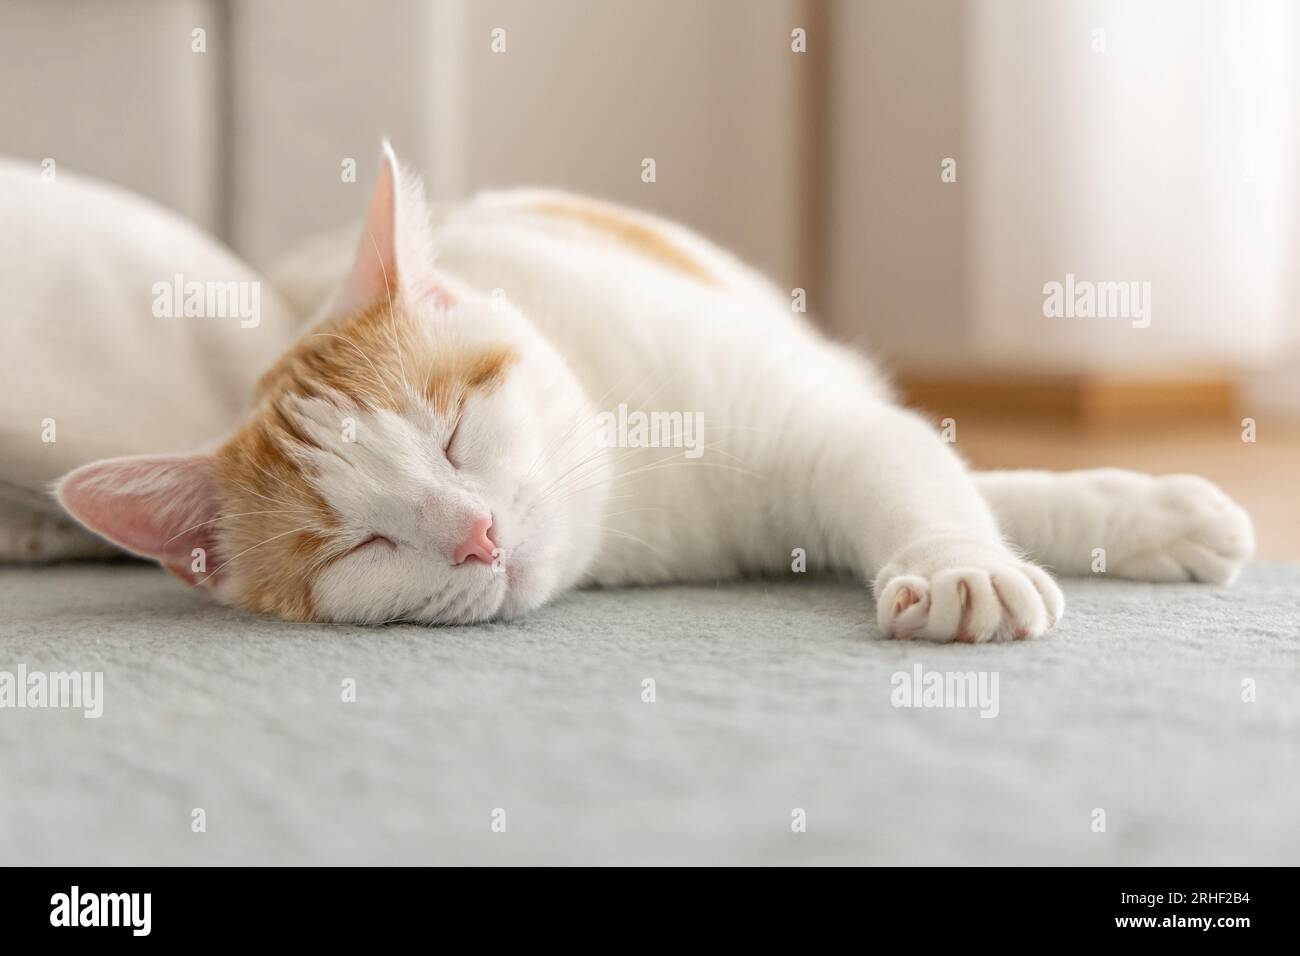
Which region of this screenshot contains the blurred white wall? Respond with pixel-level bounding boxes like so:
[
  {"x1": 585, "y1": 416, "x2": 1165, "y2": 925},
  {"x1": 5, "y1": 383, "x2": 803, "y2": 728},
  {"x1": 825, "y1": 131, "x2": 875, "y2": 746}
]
[
  {"x1": 2, "y1": 0, "x2": 1297, "y2": 388},
  {"x1": 1, "y1": 0, "x2": 810, "y2": 282},
  {"x1": 458, "y1": 0, "x2": 812, "y2": 286},
  {"x1": 823, "y1": 0, "x2": 966, "y2": 361},
  {"x1": 0, "y1": 0, "x2": 222, "y2": 231},
  {"x1": 825, "y1": 0, "x2": 1300, "y2": 377},
  {"x1": 225, "y1": 0, "x2": 451, "y2": 263},
  {"x1": 964, "y1": 0, "x2": 1300, "y2": 372}
]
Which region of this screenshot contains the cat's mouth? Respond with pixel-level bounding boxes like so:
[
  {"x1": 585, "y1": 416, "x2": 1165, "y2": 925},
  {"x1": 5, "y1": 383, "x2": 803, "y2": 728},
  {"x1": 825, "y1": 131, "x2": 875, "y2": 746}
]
[
  {"x1": 503, "y1": 554, "x2": 522, "y2": 588},
  {"x1": 434, "y1": 558, "x2": 513, "y2": 624}
]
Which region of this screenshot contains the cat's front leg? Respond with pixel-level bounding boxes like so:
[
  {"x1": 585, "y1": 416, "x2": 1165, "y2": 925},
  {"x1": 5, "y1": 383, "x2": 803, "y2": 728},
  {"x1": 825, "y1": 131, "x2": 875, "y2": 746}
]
[
  {"x1": 973, "y1": 469, "x2": 1254, "y2": 584},
  {"x1": 812, "y1": 402, "x2": 1064, "y2": 643}
]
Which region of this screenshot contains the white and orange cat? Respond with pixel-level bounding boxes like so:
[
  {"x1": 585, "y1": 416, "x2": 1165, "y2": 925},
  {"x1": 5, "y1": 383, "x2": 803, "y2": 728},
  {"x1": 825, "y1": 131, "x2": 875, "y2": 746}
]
[{"x1": 47, "y1": 143, "x2": 1253, "y2": 640}]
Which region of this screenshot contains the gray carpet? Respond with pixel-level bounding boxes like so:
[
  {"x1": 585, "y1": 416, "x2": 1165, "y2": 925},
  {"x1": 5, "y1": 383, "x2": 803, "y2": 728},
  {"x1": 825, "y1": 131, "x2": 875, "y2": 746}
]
[{"x1": 1, "y1": 562, "x2": 1297, "y2": 865}]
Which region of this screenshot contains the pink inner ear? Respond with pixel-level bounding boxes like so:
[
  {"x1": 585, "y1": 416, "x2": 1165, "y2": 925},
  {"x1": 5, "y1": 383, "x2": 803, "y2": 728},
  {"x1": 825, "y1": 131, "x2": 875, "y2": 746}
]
[
  {"x1": 334, "y1": 140, "x2": 443, "y2": 317},
  {"x1": 416, "y1": 276, "x2": 456, "y2": 309},
  {"x1": 336, "y1": 145, "x2": 401, "y2": 315},
  {"x1": 57, "y1": 456, "x2": 220, "y2": 583}
]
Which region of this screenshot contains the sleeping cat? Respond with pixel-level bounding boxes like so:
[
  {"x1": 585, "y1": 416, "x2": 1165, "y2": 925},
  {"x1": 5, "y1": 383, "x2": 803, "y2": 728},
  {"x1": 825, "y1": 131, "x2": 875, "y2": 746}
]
[{"x1": 50, "y1": 143, "x2": 1254, "y2": 640}]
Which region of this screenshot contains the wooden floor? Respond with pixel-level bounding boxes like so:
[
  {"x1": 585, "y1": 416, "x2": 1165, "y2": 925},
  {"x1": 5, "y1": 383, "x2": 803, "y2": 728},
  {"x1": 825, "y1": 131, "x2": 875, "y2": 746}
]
[{"x1": 944, "y1": 417, "x2": 1300, "y2": 560}]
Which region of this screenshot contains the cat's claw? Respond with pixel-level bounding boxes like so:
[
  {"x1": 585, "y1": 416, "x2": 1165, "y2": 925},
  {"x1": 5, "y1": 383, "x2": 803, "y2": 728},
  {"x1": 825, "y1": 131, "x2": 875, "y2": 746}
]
[{"x1": 873, "y1": 544, "x2": 1064, "y2": 643}]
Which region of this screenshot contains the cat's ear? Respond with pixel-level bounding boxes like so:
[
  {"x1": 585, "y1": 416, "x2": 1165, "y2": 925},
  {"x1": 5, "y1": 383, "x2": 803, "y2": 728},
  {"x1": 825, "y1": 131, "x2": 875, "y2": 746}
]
[
  {"x1": 334, "y1": 139, "x2": 442, "y2": 315},
  {"x1": 56, "y1": 455, "x2": 222, "y2": 588}
]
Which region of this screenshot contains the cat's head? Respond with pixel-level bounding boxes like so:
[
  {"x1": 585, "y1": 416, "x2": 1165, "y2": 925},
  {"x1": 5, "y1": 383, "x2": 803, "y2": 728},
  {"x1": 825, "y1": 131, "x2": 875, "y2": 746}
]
[{"x1": 58, "y1": 143, "x2": 609, "y2": 624}]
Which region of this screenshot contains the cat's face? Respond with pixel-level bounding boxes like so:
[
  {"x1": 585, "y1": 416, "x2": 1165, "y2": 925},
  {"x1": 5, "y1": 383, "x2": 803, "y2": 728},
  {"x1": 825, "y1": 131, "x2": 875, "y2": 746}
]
[
  {"x1": 58, "y1": 143, "x2": 610, "y2": 624},
  {"x1": 211, "y1": 286, "x2": 608, "y2": 624}
]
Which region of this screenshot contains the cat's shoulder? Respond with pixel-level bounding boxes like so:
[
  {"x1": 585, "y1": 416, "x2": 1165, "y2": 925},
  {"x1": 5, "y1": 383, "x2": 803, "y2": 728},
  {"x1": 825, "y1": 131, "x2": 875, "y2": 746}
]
[
  {"x1": 445, "y1": 188, "x2": 780, "y2": 300},
  {"x1": 449, "y1": 187, "x2": 704, "y2": 255}
]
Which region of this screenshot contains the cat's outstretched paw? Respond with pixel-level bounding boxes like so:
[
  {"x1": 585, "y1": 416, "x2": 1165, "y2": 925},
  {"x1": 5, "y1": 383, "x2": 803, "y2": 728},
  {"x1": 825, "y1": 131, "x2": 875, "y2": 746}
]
[
  {"x1": 873, "y1": 541, "x2": 1064, "y2": 643},
  {"x1": 1105, "y1": 475, "x2": 1254, "y2": 585}
]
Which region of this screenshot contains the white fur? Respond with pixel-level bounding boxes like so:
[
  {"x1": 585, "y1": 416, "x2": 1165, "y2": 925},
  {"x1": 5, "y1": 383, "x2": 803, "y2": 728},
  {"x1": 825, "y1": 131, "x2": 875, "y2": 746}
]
[
  {"x1": 426, "y1": 193, "x2": 1058, "y2": 639},
  {"x1": 300, "y1": 294, "x2": 609, "y2": 624},
  {"x1": 0, "y1": 158, "x2": 302, "y2": 492},
  {"x1": 276, "y1": 164, "x2": 1253, "y2": 639},
  {"x1": 41, "y1": 146, "x2": 1254, "y2": 638},
  {"x1": 973, "y1": 469, "x2": 1255, "y2": 585}
]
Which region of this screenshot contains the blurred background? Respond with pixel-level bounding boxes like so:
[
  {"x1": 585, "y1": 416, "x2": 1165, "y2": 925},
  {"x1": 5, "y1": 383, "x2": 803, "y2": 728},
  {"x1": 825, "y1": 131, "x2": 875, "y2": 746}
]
[{"x1": 3, "y1": 0, "x2": 1297, "y2": 555}]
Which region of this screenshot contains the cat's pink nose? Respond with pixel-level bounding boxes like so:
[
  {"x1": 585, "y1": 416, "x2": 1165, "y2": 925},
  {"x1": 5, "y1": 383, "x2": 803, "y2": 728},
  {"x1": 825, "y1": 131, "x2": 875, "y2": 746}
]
[{"x1": 452, "y1": 515, "x2": 498, "y2": 566}]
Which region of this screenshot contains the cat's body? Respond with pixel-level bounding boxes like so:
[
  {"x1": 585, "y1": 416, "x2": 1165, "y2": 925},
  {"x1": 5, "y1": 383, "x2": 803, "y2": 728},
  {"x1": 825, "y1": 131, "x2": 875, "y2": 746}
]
[
  {"x1": 283, "y1": 186, "x2": 900, "y2": 589},
  {"x1": 41, "y1": 144, "x2": 1254, "y2": 640}
]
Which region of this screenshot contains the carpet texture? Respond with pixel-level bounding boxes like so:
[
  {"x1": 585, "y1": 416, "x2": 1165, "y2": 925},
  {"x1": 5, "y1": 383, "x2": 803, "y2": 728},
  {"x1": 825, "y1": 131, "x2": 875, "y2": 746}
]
[{"x1": 1, "y1": 562, "x2": 1297, "y2": 865}]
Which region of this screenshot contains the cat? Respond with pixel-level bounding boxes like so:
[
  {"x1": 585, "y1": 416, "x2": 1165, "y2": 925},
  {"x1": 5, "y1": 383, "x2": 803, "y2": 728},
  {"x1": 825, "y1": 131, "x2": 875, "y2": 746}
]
[{"x1": 48, "y1": 142, "x2": 1254, "y2": 640}]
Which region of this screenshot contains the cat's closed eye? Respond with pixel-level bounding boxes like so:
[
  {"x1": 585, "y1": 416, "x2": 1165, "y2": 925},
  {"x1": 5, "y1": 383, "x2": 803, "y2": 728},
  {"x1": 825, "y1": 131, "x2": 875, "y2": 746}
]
[
  {"x1": 445, "y1": 415, "x2": 463, "y2": 468},
  {"x1": 344, "y1": 534, "x2": 397, "y2": 557}
]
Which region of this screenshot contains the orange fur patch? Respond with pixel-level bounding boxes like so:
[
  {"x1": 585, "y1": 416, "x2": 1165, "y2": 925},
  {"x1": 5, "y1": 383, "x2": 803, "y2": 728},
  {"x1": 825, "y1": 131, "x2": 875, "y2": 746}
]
[
  {"x1": 213, "y1": 415, "x2": 337, "y2": 621},
  {"x1": 254, "y1": 300, "x2": 517, "y2": 411},
  {"x1": 254, "y1": 299, "x2": 425, "y2": 412},
  {"x1": 531, "y1": 199, "x2": 714, "y2": 284},
  {"x1": 423, "y1": 342, "x2": 517, "y2": 416},
  {"x1": 215, "y1": 298, "x2": 517, "y2": 620}
]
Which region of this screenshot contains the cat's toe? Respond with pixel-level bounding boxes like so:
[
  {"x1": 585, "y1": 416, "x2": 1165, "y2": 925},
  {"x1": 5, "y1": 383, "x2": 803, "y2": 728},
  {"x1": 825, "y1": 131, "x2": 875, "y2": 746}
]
[
  {"x1": 1110, "y1": 475, "x2": 1255, "y2": 585},
  {"x1": 1019, "y1": 562, "x2": 1065, "y2": 627},
  {"x1": 988, "y1": 567, "x2": 1054, "y2": 641},
  {"x1": 874, "y1": 556, "x2": 1063, "y2": 643},
  {"x1": 875, "y1": 573, "x2": 930, "y2": 639},
  {"x1": 924, "y1": 569, "x2": 1002, "y2": 642}
]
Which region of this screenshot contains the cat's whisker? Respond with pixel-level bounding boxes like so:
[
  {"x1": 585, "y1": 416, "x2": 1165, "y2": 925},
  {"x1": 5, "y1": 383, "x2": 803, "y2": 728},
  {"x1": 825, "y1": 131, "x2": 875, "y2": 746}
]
[
  {"x1": 585, "y1": 523, "x2": 657, "y2": 541},
  {"x1": 548, "y1": 457, "x2": 761, "y2": 509},
  {"x1": 689, "y1": 418, "x2": 771, "y2": 433},
  {"x1": 535, "y1": 415, "x2": 691, "y2": 489},
  {"x1": 531, "y1": 442, "x2": 613, "y2": 501},
  {"x1": 532, "y1": 442, "x2": 680, "y2": 505},
  {"x1": 163, "y1": 509, "x2": 316, "y2": 545},
  {"x1": 523, "y1": 401, "x2": 588, "y2": 480},
  {"x1": 565, "y1": 441, "x2": 755, "y2": 492},
  {"x1": 310, "y1": 332, "x2": 398, "y2": 406},
  {"x1": 226, "y1": 478, "x2": 302, "y2": 511},
  {"x1": 600, "y1": 507, "x2": 669, "y2": 518},
  {"x1": 529, "y1": 376, "x2": 758, "y2": 495},
  {"x1": 302, "y1": 534, "x2": 356, "y2": 574},
  {"x1": 529, "y1": 405, "x2": 597, "y2": 474},
  {"x1": 247, "y1": 460, "x2": 315, "y2": 505},
  {"x1": 535, "y1": 369, "x2": 684, "y2": 482},
  {"x1": 199, "y1": 525, "x2": 321, "y2": 584},
  {"x1": 683, "y1": 439, "x2": 749, "y2": 466},
  {"x1": 524, "y1": 392, "x2": 611, "y2": 481},
  {"x1": 530, "y1": 444, "x2": 663, "y2": 510},
  {"x1": 524, "y1": 364, "x2": 668, "y2": 480},
  {"x1": 365, "y1": 227, "x2": 413, "y2": 398},
  {"x1": 622, "y1": 369, "x2": 680, "y2": 419},
  {"x1": 571, "y1": 522, "x2": 670, "y2": 561},
  {"x1": 615, "y1": 457, "x2": 761, "y2": 482}
]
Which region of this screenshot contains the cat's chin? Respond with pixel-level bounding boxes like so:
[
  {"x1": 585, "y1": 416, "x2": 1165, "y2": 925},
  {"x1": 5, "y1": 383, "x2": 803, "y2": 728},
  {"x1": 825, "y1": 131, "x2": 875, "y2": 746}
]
[
  {"x1": 396, "y1": 561, "x2": 552, "y2": 626},
  {"x1": 490, "y1": 561, "x2": 558, "y2": 623}
]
